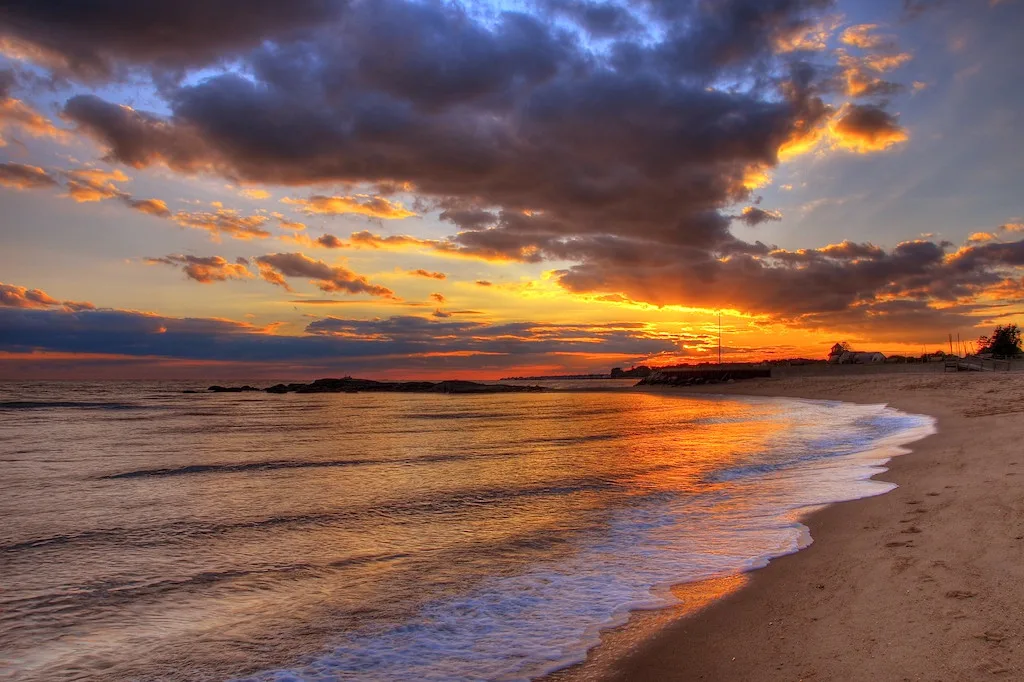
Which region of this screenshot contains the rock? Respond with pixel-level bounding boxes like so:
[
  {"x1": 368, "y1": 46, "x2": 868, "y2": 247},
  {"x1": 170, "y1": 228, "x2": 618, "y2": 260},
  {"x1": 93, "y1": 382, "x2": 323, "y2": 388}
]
[{"x1": 212, "y1": 378, "x2": 546, "y2": 394}]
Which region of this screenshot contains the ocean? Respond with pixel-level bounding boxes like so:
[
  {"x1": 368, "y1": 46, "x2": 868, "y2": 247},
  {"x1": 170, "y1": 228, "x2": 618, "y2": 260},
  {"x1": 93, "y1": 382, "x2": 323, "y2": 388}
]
[{"x1": 0, "y1": 381, "x2": 934, "y2": 682}]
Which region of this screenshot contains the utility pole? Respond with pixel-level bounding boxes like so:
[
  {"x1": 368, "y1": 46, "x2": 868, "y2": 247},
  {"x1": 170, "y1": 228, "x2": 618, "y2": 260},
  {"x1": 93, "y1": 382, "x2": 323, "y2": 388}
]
[{"x1": 718, "y1": 311, "x2": 722, "y2": 365}]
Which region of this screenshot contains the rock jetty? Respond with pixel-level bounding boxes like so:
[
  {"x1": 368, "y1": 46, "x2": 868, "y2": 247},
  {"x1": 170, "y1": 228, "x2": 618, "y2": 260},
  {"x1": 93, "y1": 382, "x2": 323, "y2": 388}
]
[{"x1": 204, "y1": 378, "x2": 544, "y2": 394}]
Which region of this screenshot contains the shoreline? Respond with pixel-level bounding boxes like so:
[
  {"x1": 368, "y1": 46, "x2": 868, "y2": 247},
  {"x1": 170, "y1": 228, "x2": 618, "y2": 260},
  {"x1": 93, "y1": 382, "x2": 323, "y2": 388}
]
[{"x1": 543, "y1": 370, "x2": 1024, "y2": 682}]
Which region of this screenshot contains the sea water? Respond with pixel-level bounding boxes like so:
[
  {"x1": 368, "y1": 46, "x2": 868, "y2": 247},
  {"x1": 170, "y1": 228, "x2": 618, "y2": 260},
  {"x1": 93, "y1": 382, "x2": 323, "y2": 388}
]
[{"x1": 0, "y1": 382, "x2": 934, "y2": 681}]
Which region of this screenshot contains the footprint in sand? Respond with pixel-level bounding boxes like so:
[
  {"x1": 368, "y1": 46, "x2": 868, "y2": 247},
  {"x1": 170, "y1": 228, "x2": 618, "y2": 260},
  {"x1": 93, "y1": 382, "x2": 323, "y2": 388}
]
[
  {"x1": 901, "y1": 526, "x2": 923, "y2": 534},
  {"x1": 926, "y1": 492, "x2": 941, "y2": 496},
  {"x1": 975, "y1": 631, "x2": 1008, "y2": 644},
  {"x1": 977, "y1": 658, "x2": 1011, "y2": 675},
  {"x1": 945, "y1": 590, "x2": 977, "y2": 599},
  {"x1": 886, "y1": 541, "x2": 913, "y2": 548}
]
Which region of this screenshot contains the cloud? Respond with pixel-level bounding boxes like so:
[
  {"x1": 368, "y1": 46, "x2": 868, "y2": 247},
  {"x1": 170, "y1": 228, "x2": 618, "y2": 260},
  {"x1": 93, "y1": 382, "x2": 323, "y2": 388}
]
[
  {"x1": 171, "y1": 208, "x2": 272, "y2": 241},
  {"x1": 51, "y1": 0, "x2": 859, "y2": 269},
  {"x1": 21, "y1": 0, "x2": 932, "y2": 327},
  {"x1": 430, "y1": 293, "x2": 446, "y2": 303},
  {"x1": 475, "y1": 280, "x2": 494, "y2": 287},
  {"x1": 239, "y1": 188, "x2": 270, "y2": 200},
  {"x1": 0, "y1": 73, "x2": 66, "y2": 145},
  {"x1": 276, "y1": 216, "x2": 306, "y2": 230},
  {"x1": 736, "y1": 206, "x2": 783, "y2": 226},
  {"x1": 830, "y1": 104, "x2": 909, "y2": 153},
  {"x1": 554, "y1": 233, "x2": 1024, "y2": 336},
  {"x1": 0, "y1": 282, "x2": 93, "y2": 311},
  {"x1": 0, "y1": 1, "x2": 349, "y2": 81},
  {"x1": 61, "y1": 167, "x2": 131, "y2": 202},
  {"x1": 254, "y1": 252, "x2": 394, "y2": 297},
  {"x1": 407, "y1": 269, "x2": 447, "y2": 280},
  {"x1": 0, "y1": 162, "x2": 58, "y2": 190},
  {"x1": 839, "y1": 24, "x2": 889, "y2": 49},
  {"x1": 541, "y1": 1, "x2": 642, "y2": 38},
  {"x1": 125, "y1": 197, "x2": 172, "y2": 218},
  {"x1": 281, "y1": 195, "x2": 416, "y2": 220},
  {"x1": 145, "y1": 254, "x2": 252, "y2": 283},
  {"x1": 0, "y1": 287, "x2": 682, "y2": 373}
]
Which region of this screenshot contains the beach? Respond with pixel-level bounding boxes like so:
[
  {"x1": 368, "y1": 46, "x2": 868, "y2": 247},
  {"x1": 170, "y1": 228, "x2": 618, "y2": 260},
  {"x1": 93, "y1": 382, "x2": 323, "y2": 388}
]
[{"x1": 550, "y1": 369, "x2": 1024, "y2": 682}]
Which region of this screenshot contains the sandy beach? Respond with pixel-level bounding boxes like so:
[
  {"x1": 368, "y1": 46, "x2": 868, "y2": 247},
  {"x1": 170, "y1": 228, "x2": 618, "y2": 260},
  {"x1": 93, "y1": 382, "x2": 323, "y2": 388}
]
[{"x1": 549, "y1": 369, "x2": 1024, "y2": 682}]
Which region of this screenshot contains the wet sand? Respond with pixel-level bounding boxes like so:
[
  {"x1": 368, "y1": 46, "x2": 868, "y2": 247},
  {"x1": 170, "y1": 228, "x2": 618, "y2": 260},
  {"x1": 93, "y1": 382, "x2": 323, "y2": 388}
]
[{"x1": 548, "y1": 370, "x2": 1024, "y2": 682}]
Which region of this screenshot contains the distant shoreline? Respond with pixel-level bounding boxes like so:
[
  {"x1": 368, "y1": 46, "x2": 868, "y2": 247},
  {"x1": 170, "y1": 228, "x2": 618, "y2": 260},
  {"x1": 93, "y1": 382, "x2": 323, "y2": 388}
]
[{"x1": 201, "y1": 377, "x2": 545, "y2": 394}]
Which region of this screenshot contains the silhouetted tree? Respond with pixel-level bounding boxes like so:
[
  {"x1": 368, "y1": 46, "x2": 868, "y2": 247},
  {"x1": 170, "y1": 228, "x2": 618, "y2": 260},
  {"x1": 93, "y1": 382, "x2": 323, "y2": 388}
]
[{"x1": 977, "y1": 324, "x2": 1022, "y2": 357}]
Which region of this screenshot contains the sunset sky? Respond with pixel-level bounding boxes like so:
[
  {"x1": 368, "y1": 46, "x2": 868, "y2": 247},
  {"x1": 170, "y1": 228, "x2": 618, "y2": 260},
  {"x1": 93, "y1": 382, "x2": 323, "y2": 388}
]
[{"x1": 0, "y1": 0, "x2": 1022, "y2": 380}]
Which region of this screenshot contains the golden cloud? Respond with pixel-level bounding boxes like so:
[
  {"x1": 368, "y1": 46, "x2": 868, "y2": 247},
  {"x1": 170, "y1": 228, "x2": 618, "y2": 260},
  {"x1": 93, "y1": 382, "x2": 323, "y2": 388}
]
[
  {"x1": 172, "y1": 208, "x2": 273, "y2": 241},
  {"x1": 830, "y1": 104, "x2": 909, "y2": 153},
  {"x1": 281, "y1": 194, "x2": 416, "y2": 219},
  {"x1": 0, "y1": 96, "x2": 67, "y2": 146},
  {"x1": 62, "y1": 168, "x2": 130, "y2": 202}
]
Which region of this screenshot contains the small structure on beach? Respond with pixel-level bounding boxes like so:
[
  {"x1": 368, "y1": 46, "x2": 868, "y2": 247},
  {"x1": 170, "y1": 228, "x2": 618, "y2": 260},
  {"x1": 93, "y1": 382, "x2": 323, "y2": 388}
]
[{"x1": 828, "y1": 347, "x2": 887, "y2": 365}]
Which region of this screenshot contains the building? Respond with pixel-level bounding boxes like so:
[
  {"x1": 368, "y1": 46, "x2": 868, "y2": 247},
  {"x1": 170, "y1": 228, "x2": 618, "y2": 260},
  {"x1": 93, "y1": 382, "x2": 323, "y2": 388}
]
[{"x1": 828, "y1": 344, "x2": 887, "y2": 364}]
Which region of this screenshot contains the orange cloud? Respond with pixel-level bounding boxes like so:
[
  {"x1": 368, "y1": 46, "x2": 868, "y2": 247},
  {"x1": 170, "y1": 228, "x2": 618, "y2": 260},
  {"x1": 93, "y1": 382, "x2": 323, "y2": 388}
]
[
  {"x1": 830, "y1": 104, "x2": 908, "y2": 153},
  {"x1": 0, "y1": 282, "x2": 93, "y2": 311},
  {"x1": 0, "y1": 96, "x2": 66, "y2": 146},
  {"x1": 775, "y1": 17, "x2": 839, "y2": 52},
  {"x1": 126, "y1": 197, "x2": 171, "y2": 217},
  {"x1": 62, "y1": 168, "x2": 130, "y2": 202},
  {"x1": 172, "y1": 208, "x2": 272, "y2": 241},
  {"x1": 406, "y1": 268, "x2": 447, "y2": 280},
  {"x1": 239, "y1": 188, "x2": 270, "y2": 200},
  {"x1": 863, "y1": 52, "x2": 913, "y2": 73},
  {"x1": 839, "y1": 24, "x2": 886, "y2": 49},
  {"x1": 281, "y1": 194, "x2": 416, "y2": 219}
]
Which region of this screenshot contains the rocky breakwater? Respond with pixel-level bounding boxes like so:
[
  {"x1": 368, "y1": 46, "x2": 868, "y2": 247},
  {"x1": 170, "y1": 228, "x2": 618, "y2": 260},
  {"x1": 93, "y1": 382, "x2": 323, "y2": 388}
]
[
  {"x1": 206, "y1": 378, "x2": 545, "y2": 394},
  {"x1": 636, "y1": 366, "x2": 771, "y2": 387}
]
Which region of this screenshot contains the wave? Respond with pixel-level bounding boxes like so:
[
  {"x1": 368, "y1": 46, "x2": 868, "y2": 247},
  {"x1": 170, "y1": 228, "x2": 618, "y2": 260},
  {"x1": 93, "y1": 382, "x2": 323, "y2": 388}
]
[
  {"x1": 0, "y1": 400, "x2": 145, "y2": 410},
  {"x1": 1, "y1": 476, "x2": 621, "y2": 554}
]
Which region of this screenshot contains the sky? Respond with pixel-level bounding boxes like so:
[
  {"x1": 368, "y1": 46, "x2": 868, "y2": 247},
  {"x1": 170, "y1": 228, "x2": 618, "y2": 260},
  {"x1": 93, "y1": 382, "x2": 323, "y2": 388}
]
[{"x1": 0, "y1": 0, "x2": 1022, "y2": 380}]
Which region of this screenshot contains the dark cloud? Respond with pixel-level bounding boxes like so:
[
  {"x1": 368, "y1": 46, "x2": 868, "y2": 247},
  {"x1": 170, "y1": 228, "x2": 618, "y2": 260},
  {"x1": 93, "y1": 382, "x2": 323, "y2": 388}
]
[
  {"x1": 0, "y1": 298, "x2": 680, "y2": 367},
  {"x1": 735, "y1": 206, "x2": 783, "y2": 226},
  {"x1": 0, "y1": 69, "x2": 16, "y2": 99},
  {"x1": 0, "y1": 162, "x2": 58, "y2": 189},
  {"x1": 145, "y1": 255, "x2": 253, "y2": 284},
  {"x1": 57, "y1": 0, "x2": 838, "y2": 264},
  {"x1": 901, "y1": 0, "x2": 946, "y2": 20},
  {"x1": 556, "y1": 237, "x2": 1024, "y2": 324},
  {"x1": 254, "y1": 252, "x2": 394, "y2": 297},
  {"x1": 542, "y1": 1, "x2": 642, "y2": 38},
  {"x1": 0, "y1": 0, "x2": 349, "y2": 81},
  {"x1": 28, "y1": 0, "x2": 942, "y2": 326}
]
